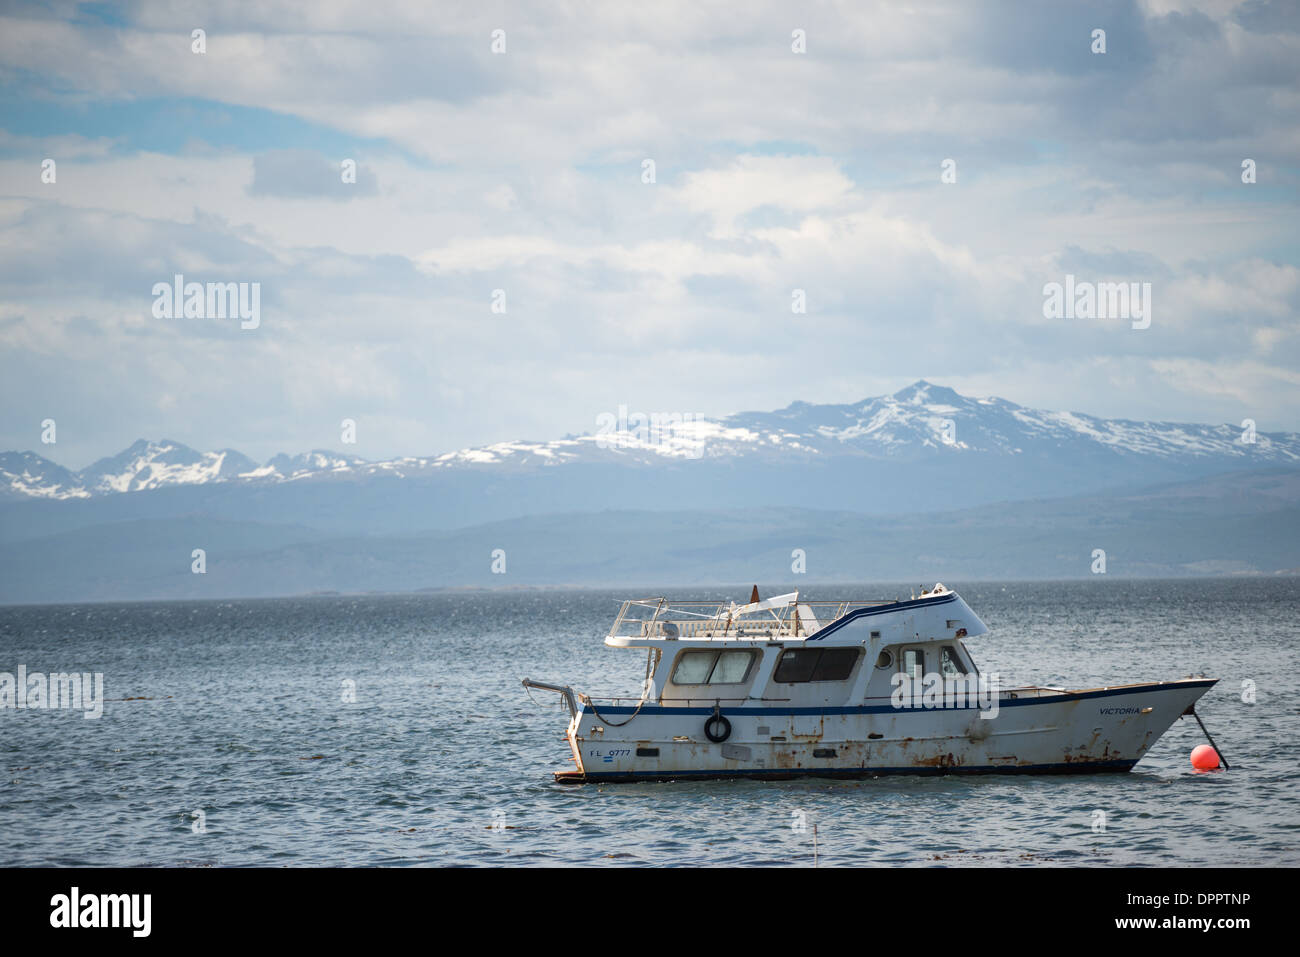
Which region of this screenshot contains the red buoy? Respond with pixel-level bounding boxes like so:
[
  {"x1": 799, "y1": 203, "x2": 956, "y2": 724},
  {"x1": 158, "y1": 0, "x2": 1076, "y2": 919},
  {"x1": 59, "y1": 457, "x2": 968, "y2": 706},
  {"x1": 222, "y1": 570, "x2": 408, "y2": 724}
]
[{"x1": 1191, "y1": 744, "x2": 1220, "y2": 770}]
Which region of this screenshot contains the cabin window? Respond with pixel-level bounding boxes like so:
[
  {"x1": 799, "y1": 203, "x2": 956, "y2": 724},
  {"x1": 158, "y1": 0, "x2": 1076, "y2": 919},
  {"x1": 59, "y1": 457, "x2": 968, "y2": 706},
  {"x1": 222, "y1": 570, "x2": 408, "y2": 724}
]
[
  {"x1": 711, "y1": 650, "x2": 754, "y2": 683},
  {"x1": 773, "y1": 647, "x2": 860, "y2": 684},
  {"x1": 812, "y1": 648, "x2": 859, "y2": 681},
  {"x1": 902, "y1": 648, "x2": 925, "y2": 680},
  {"x1": 940, "y1": 646, "x2": 963, "y2": 677},
  {"x1": 773, "y1": 649, "x2": 817, "y2": 683},
  {"x1": 670, "y1": 650, "x2": 756, "y2": 685},
  {"x1": 673, "y1": 652, "x2": 715, "y2": 684}
]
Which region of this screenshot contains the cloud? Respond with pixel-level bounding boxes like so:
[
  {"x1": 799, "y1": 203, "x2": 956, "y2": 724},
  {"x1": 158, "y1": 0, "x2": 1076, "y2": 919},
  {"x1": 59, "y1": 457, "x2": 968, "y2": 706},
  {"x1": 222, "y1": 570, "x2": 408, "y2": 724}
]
[
  {"x1": 668, "y1": 155, "x2": 855, "y2": 238},
  {"x1": 248, "y1": 149, "x2": 378, "y2": 199},
  {"x1": 0, "y1": 0, "x2": 1296, "y2": 468}
]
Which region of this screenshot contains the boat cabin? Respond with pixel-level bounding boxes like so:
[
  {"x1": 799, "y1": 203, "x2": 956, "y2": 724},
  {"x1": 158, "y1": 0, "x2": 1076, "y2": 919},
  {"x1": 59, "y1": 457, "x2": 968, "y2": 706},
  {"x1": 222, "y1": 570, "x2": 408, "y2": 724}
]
[{"x1": 606, "y1": 584, "x2": 987, "y2": 708}]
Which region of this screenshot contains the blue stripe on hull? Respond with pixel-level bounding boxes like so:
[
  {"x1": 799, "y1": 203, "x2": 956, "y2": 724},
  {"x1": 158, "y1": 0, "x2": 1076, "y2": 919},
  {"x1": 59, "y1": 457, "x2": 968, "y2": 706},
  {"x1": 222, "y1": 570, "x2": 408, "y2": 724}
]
[
  {"x1": 564, "y1": 759, "x2": 1139, "y2": 783},
  {"x1": 578, "y1": 678, "x2": 1216, "y2": 717}
]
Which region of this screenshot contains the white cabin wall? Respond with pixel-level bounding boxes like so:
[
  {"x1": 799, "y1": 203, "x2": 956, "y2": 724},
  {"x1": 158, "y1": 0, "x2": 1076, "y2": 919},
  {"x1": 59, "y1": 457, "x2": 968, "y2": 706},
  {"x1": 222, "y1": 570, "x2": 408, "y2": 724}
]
[{"x1": 747, "y1": 645, "x2": 782, "y2": 700}]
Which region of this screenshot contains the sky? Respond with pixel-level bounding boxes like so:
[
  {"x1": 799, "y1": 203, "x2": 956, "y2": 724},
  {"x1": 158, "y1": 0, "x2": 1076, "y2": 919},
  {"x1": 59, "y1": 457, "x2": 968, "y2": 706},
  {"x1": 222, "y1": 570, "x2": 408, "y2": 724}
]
[{"x1": 0, "y1": 0, "x2": 1297, "y2": 469}]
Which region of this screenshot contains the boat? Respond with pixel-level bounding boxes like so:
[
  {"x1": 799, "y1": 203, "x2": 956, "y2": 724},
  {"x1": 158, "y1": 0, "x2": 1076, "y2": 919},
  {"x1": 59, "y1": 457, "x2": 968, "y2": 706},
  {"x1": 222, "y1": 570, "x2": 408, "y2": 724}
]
[{"x1": 522, "y1": 584, "x2": 1219, "y2": 781}]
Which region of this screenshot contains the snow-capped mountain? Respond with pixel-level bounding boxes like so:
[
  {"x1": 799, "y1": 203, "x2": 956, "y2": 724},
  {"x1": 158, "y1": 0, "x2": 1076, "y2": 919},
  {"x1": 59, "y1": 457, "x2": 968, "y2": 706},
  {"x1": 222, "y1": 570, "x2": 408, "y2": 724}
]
[
  {"x1": 76, "y1": 440, "x2": 261, "y2": 495},
  {"x1": 725, "y1": 381, "x2": 1292, "y2": 461},
  {"x1": 0, "y1": 451, "x2": 87, "y2": 499},
  {"x1": 3, "y1": 381, "x2": 1297, "y2": 502},
  {"x1": 263, "y1": 450, "x2": 372, "y2": 480}
]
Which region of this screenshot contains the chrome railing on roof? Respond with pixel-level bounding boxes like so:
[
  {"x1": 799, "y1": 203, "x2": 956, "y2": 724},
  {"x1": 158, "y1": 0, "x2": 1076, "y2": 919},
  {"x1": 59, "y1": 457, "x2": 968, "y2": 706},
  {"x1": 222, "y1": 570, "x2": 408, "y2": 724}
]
[{"x1": 608, "y1": 594, "x2": 895, "y2": 640}]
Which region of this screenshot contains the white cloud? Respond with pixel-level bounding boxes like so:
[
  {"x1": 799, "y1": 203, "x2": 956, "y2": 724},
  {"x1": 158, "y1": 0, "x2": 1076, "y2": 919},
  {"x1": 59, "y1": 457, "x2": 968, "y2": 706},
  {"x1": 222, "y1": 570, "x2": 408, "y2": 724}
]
[
  {"x1": 0, "y1": 0, "x2": 1297, "y2": 465},
  {"x1": 668, "y1": 155, "x2": 855, "y2": 238}
]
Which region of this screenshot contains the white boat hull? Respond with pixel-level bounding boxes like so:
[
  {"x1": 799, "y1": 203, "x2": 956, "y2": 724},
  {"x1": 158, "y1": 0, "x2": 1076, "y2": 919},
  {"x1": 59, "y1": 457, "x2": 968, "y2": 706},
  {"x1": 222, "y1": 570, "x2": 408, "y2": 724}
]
[{"x1": 558, "y1": 678, "x2": 1216, "y2": 781}]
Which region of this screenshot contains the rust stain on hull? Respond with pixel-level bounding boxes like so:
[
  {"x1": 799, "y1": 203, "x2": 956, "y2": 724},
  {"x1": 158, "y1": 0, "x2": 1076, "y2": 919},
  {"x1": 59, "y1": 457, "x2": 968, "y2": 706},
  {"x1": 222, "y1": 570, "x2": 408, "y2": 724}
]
[{"x1": 912, "y1": 751, "x2": 962, "y2": 769}]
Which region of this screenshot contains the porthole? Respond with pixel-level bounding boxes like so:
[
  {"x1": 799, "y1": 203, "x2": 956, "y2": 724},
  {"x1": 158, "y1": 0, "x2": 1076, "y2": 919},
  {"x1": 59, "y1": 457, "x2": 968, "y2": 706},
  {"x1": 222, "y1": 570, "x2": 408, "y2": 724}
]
[{"x1": 876, "y1": 650, "x2": 893, "y2": 669}]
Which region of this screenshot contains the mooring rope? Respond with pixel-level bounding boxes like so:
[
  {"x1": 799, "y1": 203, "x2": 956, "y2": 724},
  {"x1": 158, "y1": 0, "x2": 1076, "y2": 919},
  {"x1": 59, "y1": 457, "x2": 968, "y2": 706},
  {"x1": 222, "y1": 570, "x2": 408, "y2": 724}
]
[{"x1": 524, "y1": 684, "x2": 563, "y2": 713}]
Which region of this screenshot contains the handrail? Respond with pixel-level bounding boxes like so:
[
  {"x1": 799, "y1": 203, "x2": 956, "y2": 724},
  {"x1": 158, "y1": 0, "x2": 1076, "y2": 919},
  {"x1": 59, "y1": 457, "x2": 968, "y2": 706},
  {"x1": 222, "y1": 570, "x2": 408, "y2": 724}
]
[
  {"x1": 521, "y1": 678, "x2": 577, "y2": 718},
  {"x1": 617, "y1": 598, "x2": 895, "y2": 607},
  {"x1": 577, "y1": 696, "x2": 793, "y2": 706},
  {"x1": 609, "y1": 596, "x2": 898, "y2": 641}
]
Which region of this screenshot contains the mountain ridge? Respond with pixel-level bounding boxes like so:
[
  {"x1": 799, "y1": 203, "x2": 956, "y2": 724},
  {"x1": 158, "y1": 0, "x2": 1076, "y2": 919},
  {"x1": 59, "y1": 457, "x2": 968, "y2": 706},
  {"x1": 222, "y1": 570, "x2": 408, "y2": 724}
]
[{"x1": 3, "y1": 380, "x2": 1294, "y2": 501}]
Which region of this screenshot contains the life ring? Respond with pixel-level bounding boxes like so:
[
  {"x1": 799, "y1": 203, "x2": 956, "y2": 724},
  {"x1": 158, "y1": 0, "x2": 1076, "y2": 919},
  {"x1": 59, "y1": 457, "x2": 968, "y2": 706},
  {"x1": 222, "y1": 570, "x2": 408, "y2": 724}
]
[{"x1": 704, "y1": 708, "x2": 732, "y2": 743}]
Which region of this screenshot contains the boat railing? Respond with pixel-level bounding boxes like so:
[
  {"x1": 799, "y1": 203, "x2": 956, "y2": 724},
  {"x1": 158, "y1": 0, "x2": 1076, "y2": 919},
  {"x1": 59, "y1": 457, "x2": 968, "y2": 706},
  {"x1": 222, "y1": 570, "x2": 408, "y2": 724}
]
[
  {"x1": 608, "y1": 596, "x2": 895, "y2": 641},
  {"x1": 578, "y1": 695, "x2": 794, "y2": 706}
]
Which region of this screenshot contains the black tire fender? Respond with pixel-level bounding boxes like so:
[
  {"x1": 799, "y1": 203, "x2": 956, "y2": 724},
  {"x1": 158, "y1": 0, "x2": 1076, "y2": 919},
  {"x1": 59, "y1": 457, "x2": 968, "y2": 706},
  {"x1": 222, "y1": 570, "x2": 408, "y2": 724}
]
[{"x1": 704, "y1": 707, "x2": 732, "y2": 743}]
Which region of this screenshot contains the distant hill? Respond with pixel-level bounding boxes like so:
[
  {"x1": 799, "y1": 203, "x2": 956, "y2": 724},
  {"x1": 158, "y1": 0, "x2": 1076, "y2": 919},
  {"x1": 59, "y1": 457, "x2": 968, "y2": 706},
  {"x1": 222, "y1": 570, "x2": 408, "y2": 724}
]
[{"x1": 2, "y1": 466, "x2": 1296, "y2": 604}]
